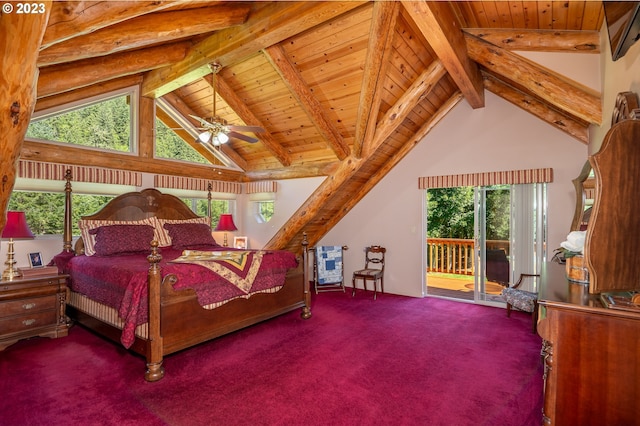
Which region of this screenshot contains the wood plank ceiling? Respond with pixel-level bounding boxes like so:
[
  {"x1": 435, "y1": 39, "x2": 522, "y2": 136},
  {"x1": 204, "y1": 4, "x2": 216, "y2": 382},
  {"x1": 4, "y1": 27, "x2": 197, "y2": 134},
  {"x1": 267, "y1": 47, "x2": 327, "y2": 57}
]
[{"x1": 21, "y1": 1, "x2": 604, "y2": 252}]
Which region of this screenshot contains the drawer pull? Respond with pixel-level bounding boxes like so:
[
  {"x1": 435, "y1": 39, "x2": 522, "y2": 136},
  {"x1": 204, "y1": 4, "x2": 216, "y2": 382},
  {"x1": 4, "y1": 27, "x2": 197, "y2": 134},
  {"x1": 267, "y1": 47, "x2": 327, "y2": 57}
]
[
  {"x1": 22, "y1": 319, "x2": 36, "y2": 326},
  {"x1": 22, "y1": 303, "x2": 37, "y2": 310}
]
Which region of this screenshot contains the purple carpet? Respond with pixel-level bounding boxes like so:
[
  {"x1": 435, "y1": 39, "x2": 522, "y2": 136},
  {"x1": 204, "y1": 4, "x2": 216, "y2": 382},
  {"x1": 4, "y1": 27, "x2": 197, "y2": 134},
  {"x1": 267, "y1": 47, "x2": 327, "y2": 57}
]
[{"x1": 0, "y1": 291, "x2": 543, "y2": 425}]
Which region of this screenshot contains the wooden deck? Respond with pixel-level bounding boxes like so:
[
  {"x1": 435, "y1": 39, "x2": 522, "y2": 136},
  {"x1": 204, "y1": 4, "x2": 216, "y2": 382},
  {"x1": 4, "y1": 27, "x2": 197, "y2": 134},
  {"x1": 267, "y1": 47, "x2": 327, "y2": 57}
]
[{"x1": 427, "y1": 273, "x2": 504, "y2": 301}]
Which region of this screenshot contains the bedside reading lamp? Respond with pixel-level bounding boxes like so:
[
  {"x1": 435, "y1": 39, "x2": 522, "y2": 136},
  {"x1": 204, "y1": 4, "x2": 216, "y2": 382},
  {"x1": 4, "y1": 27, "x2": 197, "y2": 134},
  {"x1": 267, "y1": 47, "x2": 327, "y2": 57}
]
[
  {"x1": 215, "y1": 214, "x2": 237, "y2": 247},
  {"x1": 2, "y1": 211, "x2": 35, "y2": 281}
]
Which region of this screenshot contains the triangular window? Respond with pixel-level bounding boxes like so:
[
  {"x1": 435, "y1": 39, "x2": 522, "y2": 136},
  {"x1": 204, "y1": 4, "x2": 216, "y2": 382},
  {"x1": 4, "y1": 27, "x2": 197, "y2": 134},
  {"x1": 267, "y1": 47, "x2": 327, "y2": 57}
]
[{"x1": 27, "y1": 87, "x2": 137, "y2": 153}]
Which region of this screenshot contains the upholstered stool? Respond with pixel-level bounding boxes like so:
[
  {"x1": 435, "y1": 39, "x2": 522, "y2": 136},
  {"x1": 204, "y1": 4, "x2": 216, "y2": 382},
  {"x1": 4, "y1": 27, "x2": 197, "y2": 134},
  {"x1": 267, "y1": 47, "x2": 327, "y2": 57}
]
[{"x1": 501, "y1": 286, "x2": 538, "y2": 333}]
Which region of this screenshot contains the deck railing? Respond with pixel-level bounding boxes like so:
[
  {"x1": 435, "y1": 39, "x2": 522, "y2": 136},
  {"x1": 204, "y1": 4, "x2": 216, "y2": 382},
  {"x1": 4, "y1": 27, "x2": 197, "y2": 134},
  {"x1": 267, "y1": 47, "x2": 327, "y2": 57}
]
[{"x1": 427, "y1": 238, "x2": 509, "y2": 275}]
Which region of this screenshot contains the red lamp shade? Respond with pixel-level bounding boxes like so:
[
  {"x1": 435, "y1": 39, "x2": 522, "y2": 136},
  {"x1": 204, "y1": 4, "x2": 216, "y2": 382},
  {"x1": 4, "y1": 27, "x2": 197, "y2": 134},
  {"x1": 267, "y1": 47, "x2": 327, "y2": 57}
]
[
  {"x1": 2, "y1": 211, "x2": 35, "y2": 240},
  {"x1": 214, "y1": 214, "x2": 237, "y2": 232}
]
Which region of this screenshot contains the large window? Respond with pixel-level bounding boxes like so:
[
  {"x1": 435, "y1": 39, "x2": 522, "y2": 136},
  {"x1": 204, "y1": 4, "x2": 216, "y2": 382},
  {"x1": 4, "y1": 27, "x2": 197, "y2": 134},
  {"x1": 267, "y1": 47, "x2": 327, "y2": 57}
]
[
  {"x1": 8, "y1": 191, "x2": 113, "y2": 236},
  {"x1": 26, "y1": 88, "x2": 137, "y2": 153}
]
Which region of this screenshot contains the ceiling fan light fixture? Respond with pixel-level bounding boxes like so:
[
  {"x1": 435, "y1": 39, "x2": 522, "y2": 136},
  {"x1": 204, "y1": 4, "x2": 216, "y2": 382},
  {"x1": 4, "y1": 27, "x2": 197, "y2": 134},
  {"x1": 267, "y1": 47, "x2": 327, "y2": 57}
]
[
  {"x1": 216, "y1": 132, "x2": 230, "y2": 144},
  {"x1": 198, "y1": 130, "x2": 212, "y2": 143}
]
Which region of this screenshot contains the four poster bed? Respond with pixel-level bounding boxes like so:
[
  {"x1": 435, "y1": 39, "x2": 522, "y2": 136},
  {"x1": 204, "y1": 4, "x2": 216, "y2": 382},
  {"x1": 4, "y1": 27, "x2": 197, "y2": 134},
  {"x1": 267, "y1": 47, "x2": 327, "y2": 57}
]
[{"x1": 53, "y1": 172, "x2": 311, "y2": 381}]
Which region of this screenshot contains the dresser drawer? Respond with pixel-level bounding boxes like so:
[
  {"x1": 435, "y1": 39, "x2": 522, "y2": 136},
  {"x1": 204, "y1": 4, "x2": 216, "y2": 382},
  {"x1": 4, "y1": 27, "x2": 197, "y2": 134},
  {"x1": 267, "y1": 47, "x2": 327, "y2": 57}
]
[
  {"x1": 0, "y1": 295, "x2": 57, "y2": 316},
  {"x1": 0, "y1": 309, "x2": 57, "y2": 335}
]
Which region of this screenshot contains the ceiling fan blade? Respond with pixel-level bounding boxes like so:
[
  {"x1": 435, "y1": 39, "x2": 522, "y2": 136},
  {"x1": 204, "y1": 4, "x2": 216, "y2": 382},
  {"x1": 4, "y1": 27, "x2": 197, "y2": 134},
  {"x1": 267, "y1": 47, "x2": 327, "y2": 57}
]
[
  {"x1": 227, "y1": 124, "x2": 265, "y2": 133},
  {"x1": 227, "y1": 131, "x2": 259, "y2": 143}
]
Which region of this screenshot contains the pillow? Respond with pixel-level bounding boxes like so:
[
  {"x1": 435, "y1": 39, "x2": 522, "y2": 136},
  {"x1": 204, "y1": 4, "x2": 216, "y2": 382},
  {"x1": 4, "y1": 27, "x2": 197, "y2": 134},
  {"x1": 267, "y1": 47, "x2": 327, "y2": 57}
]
[
  {"x1": 156, "y1": 217, "x2": 211, "y2": 247},
  {"x1": 90, "y1": 225, "x2": 155, "y2": 256},
  {"x1": 163, "y1": 222, "x2": 218, "y2": 249},
  {"x1": 78, "y1": 217, "x2": 160, "y2": 256}
]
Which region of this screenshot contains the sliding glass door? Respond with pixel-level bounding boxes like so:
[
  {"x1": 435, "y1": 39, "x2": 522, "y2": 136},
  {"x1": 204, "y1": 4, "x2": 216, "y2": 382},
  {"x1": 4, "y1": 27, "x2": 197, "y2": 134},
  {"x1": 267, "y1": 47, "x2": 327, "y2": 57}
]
[{"x1": 426, "y1": 183, "x2": 546, "y2": 305}]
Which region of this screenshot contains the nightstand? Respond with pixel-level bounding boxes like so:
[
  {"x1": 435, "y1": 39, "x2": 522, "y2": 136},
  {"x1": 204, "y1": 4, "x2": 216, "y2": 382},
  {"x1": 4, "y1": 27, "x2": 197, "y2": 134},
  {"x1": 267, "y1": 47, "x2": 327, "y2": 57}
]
[{"x1": 0, "y1": 273, "x2": 69, "y2": 350}]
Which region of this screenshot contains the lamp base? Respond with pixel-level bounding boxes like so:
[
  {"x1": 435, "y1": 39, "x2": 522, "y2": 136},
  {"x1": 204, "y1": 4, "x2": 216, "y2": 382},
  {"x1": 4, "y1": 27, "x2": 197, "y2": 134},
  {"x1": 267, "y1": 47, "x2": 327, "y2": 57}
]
[
  {"x1": 2, "y1": 239, "x2": 23, "y2": 281},
  {"x1": 2, "y1": 267, "x2": 23, "y2": 281}
]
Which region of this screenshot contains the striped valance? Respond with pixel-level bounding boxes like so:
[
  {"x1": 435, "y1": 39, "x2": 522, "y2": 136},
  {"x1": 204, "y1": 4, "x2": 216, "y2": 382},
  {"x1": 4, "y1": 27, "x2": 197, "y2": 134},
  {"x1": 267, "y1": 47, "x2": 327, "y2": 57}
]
[
  {"x1": 154, "y1": 174, "x2": 242, "y2": 194},
  {"x1": 246, "y1": 181, "x2": 277, "y2": 194},
  {"x1": 18, "y1": 160, "x2": 142, "y2": 186},
  {"x1": 418, "y1": 168, "x2": 553, "y2": 189}
]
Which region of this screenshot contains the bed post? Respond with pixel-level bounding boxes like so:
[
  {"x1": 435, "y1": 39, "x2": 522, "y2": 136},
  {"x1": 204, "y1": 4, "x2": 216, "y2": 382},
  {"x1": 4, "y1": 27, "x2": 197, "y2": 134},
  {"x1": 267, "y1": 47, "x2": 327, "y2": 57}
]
[
  {"x1": 63, "y1": 169, "x2": 73, "y2": 252},
  {"x1": 301, "y1": 232, "x2": 311, "y2": 319},
  {"x1": 145, "y1": 240, "x2": 165, "y2": 382}
]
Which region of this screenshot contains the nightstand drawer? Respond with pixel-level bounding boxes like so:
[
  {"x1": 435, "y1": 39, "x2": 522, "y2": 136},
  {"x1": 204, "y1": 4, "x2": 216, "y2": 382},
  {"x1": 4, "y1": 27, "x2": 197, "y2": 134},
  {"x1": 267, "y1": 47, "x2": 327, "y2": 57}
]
[
  {"x1": 0, "y1": 295, "x2": 57, "y2": 316},
  {"x1": 0, "y1": 309, "x2": 57, "y2": 335}
]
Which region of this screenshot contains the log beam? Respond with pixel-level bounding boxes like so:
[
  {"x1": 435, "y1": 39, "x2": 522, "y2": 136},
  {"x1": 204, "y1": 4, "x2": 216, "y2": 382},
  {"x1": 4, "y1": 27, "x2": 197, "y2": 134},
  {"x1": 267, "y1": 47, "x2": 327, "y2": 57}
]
[
  {"x1": 42, "y1": 1, "x2": 185, "y2": 49},
  {"x1": 20, "y1": 140, "x2": 243, "y2": 182},
  {"x1": 402, "y1": 1, "x2": 484, "y2": 109},
  {"x1": 0, "y1": 2, "x2": 51, "y2": 230},
  {"x1": 367, "y1": 60, "x2": 447, "y2": 157},
  {"x1": 465, "y1": 32, "x2": 602, "y2": 125},
  {"x1": 354, "y1": 1, "x2": 399, "y2": 159},
  {"x1": 464, "y1": 29, "x2": 600, "y2": 53},
  {"x1": 38, "y1": 41, "x2": 190, "y2": 98},
  {"x1": 264, "y1": 44, "x2": 350, "y2": 161},
  {"x1": 141, "y1": 1, "x2": 365, "y2": 98},
  {"x1": 39, "y1": 5, "x2": 250, "y2": 66}
]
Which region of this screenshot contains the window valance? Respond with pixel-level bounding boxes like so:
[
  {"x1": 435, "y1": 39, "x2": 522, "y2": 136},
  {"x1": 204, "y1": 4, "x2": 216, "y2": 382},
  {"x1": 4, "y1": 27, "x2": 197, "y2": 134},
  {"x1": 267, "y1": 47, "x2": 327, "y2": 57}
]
[
  {"x1": 154, "y1": 174, "x2": 242, "y2": 194},
  {"x1": 246, "y1": 181, "x2": 277, "y2": 194},
  {"x1": 18, "y1": 160, "x2": 142, "y2": 186},
  {"x1": 418, "y1": 168, "x2": 553, "y2": 189}
]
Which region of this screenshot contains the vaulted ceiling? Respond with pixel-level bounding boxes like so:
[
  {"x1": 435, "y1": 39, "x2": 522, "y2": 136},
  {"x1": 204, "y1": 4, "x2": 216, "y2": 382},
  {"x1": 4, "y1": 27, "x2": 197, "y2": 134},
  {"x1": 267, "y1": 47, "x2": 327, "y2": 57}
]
[{"x1": 21, "y1": 1, "x2": 604, "y2": 251}]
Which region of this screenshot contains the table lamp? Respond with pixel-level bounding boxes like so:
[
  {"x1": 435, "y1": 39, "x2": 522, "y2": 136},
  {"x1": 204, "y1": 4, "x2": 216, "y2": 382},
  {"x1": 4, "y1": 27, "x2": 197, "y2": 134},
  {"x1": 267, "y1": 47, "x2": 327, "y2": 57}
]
[
  {"x1": 214, "y1": 214, "x2": 237, "y2": 247},
  {"x1": 2, "y1": 211, "x2": 35, "y2": 281}
]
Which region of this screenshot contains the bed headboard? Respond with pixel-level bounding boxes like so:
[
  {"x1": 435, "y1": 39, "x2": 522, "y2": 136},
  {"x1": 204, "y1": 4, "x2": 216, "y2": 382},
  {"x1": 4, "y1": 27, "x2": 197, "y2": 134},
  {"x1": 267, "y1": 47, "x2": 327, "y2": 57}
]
[
  {"x1": 63, "y1": 171, "x2": 209, "y2": 254},
  {"x1": 81, "y1": 188, "x2": 200, "y2": 221}
]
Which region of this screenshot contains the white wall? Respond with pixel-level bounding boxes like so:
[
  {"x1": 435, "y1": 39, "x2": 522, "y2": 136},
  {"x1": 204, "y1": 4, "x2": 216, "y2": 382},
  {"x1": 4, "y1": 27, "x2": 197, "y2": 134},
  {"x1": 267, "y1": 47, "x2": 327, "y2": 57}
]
[{"x1": 320, "y1": 92, "x2": 588, "y2": 297}]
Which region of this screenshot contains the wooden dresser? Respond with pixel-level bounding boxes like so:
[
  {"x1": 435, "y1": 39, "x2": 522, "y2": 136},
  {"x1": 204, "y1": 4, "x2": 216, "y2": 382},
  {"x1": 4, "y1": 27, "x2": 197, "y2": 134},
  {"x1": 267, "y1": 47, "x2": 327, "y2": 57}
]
[
  {"x1": 0, "y1": 273, "x2": 69, "y2": 350},
  {"x1": 538, "y1": 262, "x2": 640, "y2": 426}
]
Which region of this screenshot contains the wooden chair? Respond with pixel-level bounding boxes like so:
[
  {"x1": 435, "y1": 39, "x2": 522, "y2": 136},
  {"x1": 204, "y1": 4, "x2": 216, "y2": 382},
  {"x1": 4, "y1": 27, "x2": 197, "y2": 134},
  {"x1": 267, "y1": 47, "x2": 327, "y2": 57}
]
[
  {"x1": 352, "y1": 246, "x2": 386, "y2": 299},
  {"x1": 500, "y1": 273, "x2": 540, "y2": 333}
]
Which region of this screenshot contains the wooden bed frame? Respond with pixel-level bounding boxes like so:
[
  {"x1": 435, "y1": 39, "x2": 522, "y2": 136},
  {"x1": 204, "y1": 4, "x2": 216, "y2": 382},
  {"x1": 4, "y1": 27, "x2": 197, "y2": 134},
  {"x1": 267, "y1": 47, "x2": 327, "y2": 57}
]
[{"x1": 61, "y1": 172, "x2": 311, "y2": 381}]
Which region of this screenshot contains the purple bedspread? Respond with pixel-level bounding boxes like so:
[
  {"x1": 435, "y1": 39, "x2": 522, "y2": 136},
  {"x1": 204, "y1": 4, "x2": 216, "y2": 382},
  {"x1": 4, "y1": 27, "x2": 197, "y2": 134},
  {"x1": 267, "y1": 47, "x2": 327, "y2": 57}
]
[{"x1": 54, "y1": 246, "x2": 298, "y2": 348}]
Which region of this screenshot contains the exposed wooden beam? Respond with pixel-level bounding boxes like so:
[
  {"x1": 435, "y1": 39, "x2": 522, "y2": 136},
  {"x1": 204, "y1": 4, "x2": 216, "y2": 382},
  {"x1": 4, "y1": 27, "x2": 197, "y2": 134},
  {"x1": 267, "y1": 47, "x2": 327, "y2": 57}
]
[
  {"x1": 159, "y1": 91, "x2": 249, "y2": 170},
  {"x1": 465, "y1": 32, "x2": 602, "y2": 125},
  {"x1": 483, "y1": 74, "x2": 589, "y2": 144},
  {"x1": 464, "y1": 29, "x2": 600, "y2": 53},
  {"x1": 207, "y1": 74, "x2": 293, "y2": 167},
  {"x1": 141, "y1": 1, "x2": 365, "y2": 98},
  {"x1": 244, "y1": 162, "x2": 339, "y2": 181},
  {"x1": 264, "y1": 44, "x2": 350, "y2": 160},
  {"x1": 43, "y1": 1, "x2": 184, "y2": 49},
  {"x1": 402, "y1": 0, "x2": 484, "y2": 109},
  {"x1": 39, "y1": 5, "x2": 250, "y2": 66},
  {"x1": 20, "y1": 140, "x2": 244, "y2": 182},
  {"x1": 0, "y1": 2, "x2": 51, "y2": 229},
  {"x1": 37, "y1": 41, "x2": 190, "y2": 98},
  {"x1": 354, "y1": 1, "x2": 399, "y2": 159},
  {"x1": 367, "y1": 60, "x2": 447, "y2": 157}
]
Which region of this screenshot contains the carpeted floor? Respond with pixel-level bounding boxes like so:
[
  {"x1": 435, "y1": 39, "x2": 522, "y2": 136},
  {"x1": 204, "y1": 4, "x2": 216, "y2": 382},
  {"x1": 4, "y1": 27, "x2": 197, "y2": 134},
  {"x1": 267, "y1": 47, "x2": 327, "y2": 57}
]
[{"x1": 0, "y1": 291, "x2": 543, "y2": 426}]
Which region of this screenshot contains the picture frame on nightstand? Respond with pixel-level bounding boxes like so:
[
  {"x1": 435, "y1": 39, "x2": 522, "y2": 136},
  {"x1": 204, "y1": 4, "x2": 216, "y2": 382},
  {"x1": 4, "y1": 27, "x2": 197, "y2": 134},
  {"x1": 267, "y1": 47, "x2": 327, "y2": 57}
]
[
  {"x1": 234, "y1": 236, "x2": 248, "y2": 249},
  {"x1": 28, "y1": 252, "x2": 43, "y2": 268}
]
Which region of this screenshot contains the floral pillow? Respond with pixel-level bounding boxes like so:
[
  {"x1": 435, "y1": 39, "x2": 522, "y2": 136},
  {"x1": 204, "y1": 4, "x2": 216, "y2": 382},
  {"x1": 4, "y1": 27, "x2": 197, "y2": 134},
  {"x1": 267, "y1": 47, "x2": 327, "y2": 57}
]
[
  {"x1": 163, "y1": 222, "x2": 218, "y2": 250},
  {"x1": 89, "y1": 224, "x2": 155, "y2": 256},
  {"x1": 78, "y1": 217, "x2": 160, "y2": 256},
  {"x1": 156, "y1": 217, "x2": 211, "y2": 247}
]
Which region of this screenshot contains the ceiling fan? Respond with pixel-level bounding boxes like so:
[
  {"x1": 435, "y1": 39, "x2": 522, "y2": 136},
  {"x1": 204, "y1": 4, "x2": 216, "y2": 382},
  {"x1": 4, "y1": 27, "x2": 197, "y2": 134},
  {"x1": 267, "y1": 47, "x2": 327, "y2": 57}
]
[{"x1": 191, "y1": 62, "x2": 265, "y2": 146}]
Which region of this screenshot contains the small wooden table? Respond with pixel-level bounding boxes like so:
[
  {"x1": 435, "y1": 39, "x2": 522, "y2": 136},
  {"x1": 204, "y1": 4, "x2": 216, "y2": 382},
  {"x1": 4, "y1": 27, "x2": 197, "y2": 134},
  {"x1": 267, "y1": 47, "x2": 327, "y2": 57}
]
[{"x1": 0, "y1": 273, "x2": 69, "y2": 350}]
